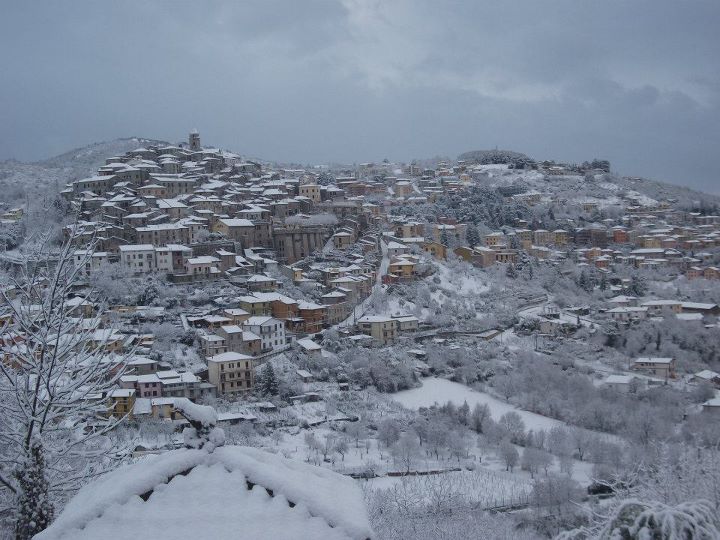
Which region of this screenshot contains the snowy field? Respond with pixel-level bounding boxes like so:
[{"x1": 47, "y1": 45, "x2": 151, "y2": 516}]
[
  {"x1": 361, "y1": 466, "x2": 532, "y2": 509},
  {"x1": 393, "y1": 377, "x2": 563, "y2": 432}
]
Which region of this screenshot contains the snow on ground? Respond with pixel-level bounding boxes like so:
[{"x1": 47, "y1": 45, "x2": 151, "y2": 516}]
[
  {"x1": 517, "y1": 304, "x2": 596, "y2": 328},
  {"x1": 433, "y1": 263, "x2": 491, "y2": 296},
  {"x1": 393, "y1": 377, "x2": 563, "y2": 432},
  {"x1": 572, "y1": 194, "x2": 622, "y2": 208},
  {"x1": 625, "y1": 190, "x2": 658, "y2": 207},
  {"x1": 362, "y1": 466, "x2": 532, "y2": 509},
  {"x1": 598, "y1": 181, "x2": 620, "y2": 192},
  {"x1": 473, "y1": 166, "x2": 546, "y2": 189}
]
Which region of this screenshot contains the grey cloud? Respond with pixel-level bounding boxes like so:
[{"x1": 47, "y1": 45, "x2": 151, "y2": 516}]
[{"x1": 0, "y1": 0, "x2": 719, "y2": 192}]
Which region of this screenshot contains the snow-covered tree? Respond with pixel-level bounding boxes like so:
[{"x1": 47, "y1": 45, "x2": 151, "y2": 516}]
[
  {"x1": 377, "y1": 418, "x2": 402, "y2": 449},
  {"x1": 522, "y1": 447, "x2": 553, "y2": 479},
  {"x1": 469, "y1": 403, "x2": 491, "y2": 433},
  {"x1": 465, "y1": 224, "x2": 481, "y2": 247},
  {"x1": 0, "y1": 236, "x2": 128, "y2": 538},
  {"x1": 559, "y1": 499, "x2": 720, "y2": 540},
  {"x1": 499, "y1": 440, "x2": 519, "y2": 471},
  {"x1": 498, "y1": 411, "x2": 526, "y2": 445},
  {"x1": 391, "y1": 431, "x2": 421, "y2": 473},
  {"x1": 257, "y1": 362, "x2": 279, "y2": 396}
]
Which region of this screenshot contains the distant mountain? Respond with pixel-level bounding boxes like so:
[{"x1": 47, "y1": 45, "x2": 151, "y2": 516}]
[
  {"x1": 0, "y1": 138, "x2": 168, "y2": 207},
  {"x1": 36, "y1": 137, "x2": 169, "y2": 174}
]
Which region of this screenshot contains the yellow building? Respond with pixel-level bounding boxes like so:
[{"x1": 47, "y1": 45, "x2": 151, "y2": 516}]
[
  {"x1": 207, "y1": 351, "x2": 255, "y2": 395},
  {"x1": 223, "y1": 308, "x2": 251, "y2": 324},
  {"x1": 632, "y1": 357, "x2": 676, "y2": 380},
  {"x1": 533, "y1": 229, "x2": 554, "y2": 246},
  {"x1": 299, "y1": 183, "x2": 321, "y2": 203},
  {"x1": 238, "y1": 296, "x2": 272, "y2": 316},
  {"x1": 108, "y1": 388, "x2": 136, "y2": 418},
  {"x1": 395, "y1": 222, "x2": 424, "y2": 238},
  {"x1": 421, "y1": 241, "x2": 446, "y2": 260},
  {"x1": 388, "y1": 257, "x2": 416, "y2": 279},
  {"x1": 357, "y1": 315, "x2": 398, "y2": 345},
  {"x1": 332, "y1": 231, "x2": 354, "y2": 249},
  {"x1": 484, "y1": 232, "x2": 505, "y2": 247},
  {"x1": 554, "y1": 229, "x2": 569, "y2": 245}
]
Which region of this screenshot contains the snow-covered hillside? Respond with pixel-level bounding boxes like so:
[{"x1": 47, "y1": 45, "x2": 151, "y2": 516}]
[
  {"x1": 470, "y1": 163, "x2": 720, "y2": 210},
  {"x1": 0, "y1": 138, "x2": 168, "y2": 206}
]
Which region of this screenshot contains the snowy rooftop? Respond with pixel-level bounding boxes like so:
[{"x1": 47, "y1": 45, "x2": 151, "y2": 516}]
[
  {"x1": 298, "y1": 338, "x2": 321, "y2": 351},
  {"x1": 604, "y1": 374, "x2": 635, "y2": 384},
  {"x1": 208, "y1": 351, "x2": 253, "y2": 363},
  {"x1": 36, "y1": 446, "x2": 372, "y2": 540},
  {"x1": 634, "y1": 357, "x2": 674, "y2": 364}
]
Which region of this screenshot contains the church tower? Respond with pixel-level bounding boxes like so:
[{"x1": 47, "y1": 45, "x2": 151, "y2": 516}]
[{"x1": 189, "y1": 129, "x2": 201, "y2": 151}]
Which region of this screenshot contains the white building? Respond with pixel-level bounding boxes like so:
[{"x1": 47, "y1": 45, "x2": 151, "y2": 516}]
[
  {"x1": 119, "y1": 244, "x2": 156, "y2": 273},
  {"x1": 603, "y1": 374, "x2": 644, "y2": 393},
  {"x1": 73, "y1": 250, "x2": 109, "y2": 276},
  {"x1": 242, "y1": 316, "x2": 286, "y2": 352}
]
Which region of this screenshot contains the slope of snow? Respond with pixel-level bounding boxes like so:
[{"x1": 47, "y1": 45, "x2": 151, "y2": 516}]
[
  {"x1": 393, "y1": 377, "x2": 563, "y2": 432},
  {"x1": 434, "y1": 263, "x2": 491, "y2": 296},
  {"x1": 0, "y1": 138, "x2": 169, "y2": 206}
]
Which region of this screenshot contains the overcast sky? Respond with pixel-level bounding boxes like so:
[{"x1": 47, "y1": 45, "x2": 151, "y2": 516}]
[{"x1": 1, "y1": 1, "x2": 718, "y2": 191}]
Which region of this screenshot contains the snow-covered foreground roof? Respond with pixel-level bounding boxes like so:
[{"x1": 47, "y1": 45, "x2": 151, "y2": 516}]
[{"x1": 36, "y1": 446, "x2": 373, "y2": 540}]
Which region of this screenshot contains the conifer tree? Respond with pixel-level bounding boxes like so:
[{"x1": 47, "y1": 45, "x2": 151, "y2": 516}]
[{"x1": 259, "y1": 363, "x2": 278, "y2": 396}]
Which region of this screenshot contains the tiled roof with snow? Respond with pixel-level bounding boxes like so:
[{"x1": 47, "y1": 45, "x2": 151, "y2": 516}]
[{"x1": 36, "y1": 447, "x2": 370, "y2": 540}]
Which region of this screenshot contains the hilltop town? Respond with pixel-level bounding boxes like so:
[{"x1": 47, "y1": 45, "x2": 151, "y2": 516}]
[{"x1": 2, "y1": 132, "x2": 720, "y2": 538}]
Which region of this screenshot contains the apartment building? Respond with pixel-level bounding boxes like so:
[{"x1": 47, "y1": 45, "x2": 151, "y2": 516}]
[
  {"x1": 242, "y1": 316, "x2": 286, "y2": 352},
  {"x1": 207, "y1": 351, "x2": 255, "y2": 395},
  {"x1": 357, "y1": 315, "x2": 398, "y2": 345}
]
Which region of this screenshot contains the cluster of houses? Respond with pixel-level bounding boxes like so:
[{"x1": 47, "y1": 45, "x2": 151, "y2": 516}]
[
  {"x1": 452, "y1": 216, "x2": 720, "y2": 274},
  {"x1": 5, "y1": 134, "x2": 719, "y2": 424},
  {"x1": 62, "y1": 131, "x2": 388, "y2": 282},
  {"x1": 604, "y1": 295, "x2": 719, "y2": 323},
  {"x1": 602, "y1": 360, "x2": 720, "y2": 417},
  {"x1": 55, "y1": 132, "x2": 720, "y2": 290}
]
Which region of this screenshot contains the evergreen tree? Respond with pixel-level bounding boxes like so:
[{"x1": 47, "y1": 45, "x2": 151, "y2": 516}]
[
  {"x1": 578, "y1": 270, "x2": 595, "y2": 292},
  {"x1": 465, "y1": 224, "x2": 480, "y2": 247},
  {"x1": 604, "y1": 323, "x2": 621, "y2": 348},
  {"x1": 440, "y1": 230, "x2": 450, "y2": 247},
  {"x1": 316, "y1": 171, "x2": 335, "y2": 186},
  {"x1": 577, "y1": 270, "x2": 588, "y2": 291},
  {"x1": 506, "y1": 264, "x2": 518, "y2": 279},
  {"x1": 628, "y1": 275, "x2": 647, "y2": 296},
  {"x1": 259, "y1": 363, "x2": 279, "y2": 396}
]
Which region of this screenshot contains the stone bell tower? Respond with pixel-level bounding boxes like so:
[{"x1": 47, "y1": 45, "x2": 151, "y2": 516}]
[{"x1": 189, "y1": 129, "x2": 201, "y2": 151}]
